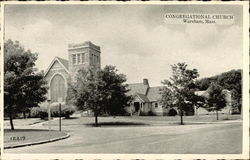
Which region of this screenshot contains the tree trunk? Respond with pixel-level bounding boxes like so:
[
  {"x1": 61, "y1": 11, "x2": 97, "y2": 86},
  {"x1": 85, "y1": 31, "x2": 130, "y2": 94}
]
[
  {"x1": 216, "y1": 110, "x2": 219, "y2": 120},
  {"x1": 9, "y1": 111, "x2": 15, "y2": 130},
  {"x1": 28, "y1": 111, "x2": 31, "y2": 118},
  {"x1": 23, "y1": 111, "x2": 26, "y2": 119},
  {"x1": 95, "y1": 114, "x2": 98, "y2": 127},
  {"x1": 180, "y1": 103, "x2": 184, "y2": 125},
  {"x1": 180, "y1": 110, "x2": 184, "y2": 125}
]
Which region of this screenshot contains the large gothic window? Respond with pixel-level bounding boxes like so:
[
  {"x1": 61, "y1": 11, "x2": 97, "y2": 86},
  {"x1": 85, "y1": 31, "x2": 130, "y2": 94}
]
[{"x1": 50, "y1": 74, "x2": 66, "y2": 102}]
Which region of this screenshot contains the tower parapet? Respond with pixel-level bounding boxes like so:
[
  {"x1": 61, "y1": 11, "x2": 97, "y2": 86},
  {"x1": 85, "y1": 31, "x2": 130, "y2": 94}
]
[{"x1": 68, "y1": 41, "x2": 101, "y2": 80}]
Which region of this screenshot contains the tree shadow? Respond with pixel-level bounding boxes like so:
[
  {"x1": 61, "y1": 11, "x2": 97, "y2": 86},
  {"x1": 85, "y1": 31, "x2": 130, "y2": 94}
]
[
  {"x1": 4, "y1": 129, "x2": 52, "y2": 132},
  {"x1": 64, "y1": 117, "x2": 80, "y2": 120},
  {"x1": 85, "y1": 121, "x2": 149, "y2": 127}
]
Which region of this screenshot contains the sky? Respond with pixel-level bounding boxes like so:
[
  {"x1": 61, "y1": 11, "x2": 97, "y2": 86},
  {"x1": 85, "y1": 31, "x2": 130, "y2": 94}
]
[{"x1": 4, "y1": 4, "x2": 243, "y2": 86}]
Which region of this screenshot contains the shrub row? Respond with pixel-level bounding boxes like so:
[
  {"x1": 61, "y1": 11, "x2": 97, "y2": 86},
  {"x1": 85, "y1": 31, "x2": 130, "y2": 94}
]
[{"x1": 30, "y1": 103, "x2": 76, "y2": 119}]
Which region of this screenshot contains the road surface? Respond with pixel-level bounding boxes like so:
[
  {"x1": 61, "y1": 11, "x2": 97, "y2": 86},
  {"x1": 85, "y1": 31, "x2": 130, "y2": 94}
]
[{"x1": 4, "y1": 119, "x2": 242, "y2": 154}]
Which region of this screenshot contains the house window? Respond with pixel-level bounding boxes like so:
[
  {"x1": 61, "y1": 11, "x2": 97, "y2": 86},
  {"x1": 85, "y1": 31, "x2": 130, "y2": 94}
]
[
  {"x1": 95, "y1": 55, "x2": 97, "y2": 64},
  {"x1": 96, "y1": 56, "x2": 99, "y2": 63},
  {"x1": 155, "y1": 103, "x2": 158, "y2": 108},
  {"x1": 77, "y1": 54, "x2": 81, "y2": 64},
  {"x1": 82, "y1": 53, "x2": 85, "y2": 63},
  {"x1": 72, "y1": 54, "x2": 76, "y2": 65}
]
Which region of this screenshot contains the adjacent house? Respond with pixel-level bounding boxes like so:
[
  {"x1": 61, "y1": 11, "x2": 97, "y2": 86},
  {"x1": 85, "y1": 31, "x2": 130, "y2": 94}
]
[
  {"x1": 194, "y1": 89, "x2": 233, "y2": 115},
  {"x1": 127, "y1": 79, "x2": 167, "y2": 116}
]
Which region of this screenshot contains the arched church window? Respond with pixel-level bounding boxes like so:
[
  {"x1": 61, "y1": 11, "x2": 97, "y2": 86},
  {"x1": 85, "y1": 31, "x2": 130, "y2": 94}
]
[{"x1": 50, "y1": 74, "x2": 66, "y2": 102}]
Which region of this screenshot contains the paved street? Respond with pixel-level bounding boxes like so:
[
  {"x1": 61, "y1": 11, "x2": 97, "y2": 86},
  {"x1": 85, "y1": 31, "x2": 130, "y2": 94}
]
[{"x1": 4, "y1": 117, "x2": 242, "y2": 154}]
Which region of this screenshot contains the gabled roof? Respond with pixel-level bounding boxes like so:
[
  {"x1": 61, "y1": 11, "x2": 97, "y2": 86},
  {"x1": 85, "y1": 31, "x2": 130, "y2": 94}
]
[
  {"x1": 44, "y1": 56, "x2": 69, "y2": 77},
  {"x1": 146, "y1": 86, "x2": 162, "y2": 102},
  {"x1": 127, "y1": 83, "x2": 149, "y2": 95},
  {"x1": 56, "y1": 57, "x2": 69, "y2": 70},
  {"x1": 135, "y1": 92, "x2": 150, "y2": 103}
]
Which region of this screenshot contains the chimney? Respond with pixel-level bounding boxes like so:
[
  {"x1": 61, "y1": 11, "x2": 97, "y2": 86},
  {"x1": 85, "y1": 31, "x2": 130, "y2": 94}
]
[{"x1": 143, "y1": 78, "x2": 149, "y2": 85}]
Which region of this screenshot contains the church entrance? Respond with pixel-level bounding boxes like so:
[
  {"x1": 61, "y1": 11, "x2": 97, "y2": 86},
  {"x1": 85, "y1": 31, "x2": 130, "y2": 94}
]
[{"x1": 50, "y1": 74, "x2": 66, "y2": 102}]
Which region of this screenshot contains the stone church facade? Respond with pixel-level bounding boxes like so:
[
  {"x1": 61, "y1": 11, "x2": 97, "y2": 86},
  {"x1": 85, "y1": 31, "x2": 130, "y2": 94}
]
[{"x1": 44, "y1": 41, "x2": 101, "y2": 103}]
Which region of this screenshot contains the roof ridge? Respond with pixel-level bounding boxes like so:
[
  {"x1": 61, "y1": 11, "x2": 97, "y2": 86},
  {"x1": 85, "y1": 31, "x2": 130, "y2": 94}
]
[
  {"x1": 128, "y1": 82, "x2": 144, "y2": 85},
  {"x1": 56, "y1": 56, "x2": 68, "y2": 62}
]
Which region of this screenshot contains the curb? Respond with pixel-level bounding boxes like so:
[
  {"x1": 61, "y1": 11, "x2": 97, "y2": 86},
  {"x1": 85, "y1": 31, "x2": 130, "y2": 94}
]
[{"x1": 4, "y1": 133, "x2": 70, "y2": 149}]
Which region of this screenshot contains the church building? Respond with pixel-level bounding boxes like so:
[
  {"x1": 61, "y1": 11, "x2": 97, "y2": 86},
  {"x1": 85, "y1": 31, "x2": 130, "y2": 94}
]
[
  {"x1": 43, "y1": 41, "x2": 233, "y2": 116},
  {"x1": 44, "y1": 41, "x2": 101, "y2": 103}
]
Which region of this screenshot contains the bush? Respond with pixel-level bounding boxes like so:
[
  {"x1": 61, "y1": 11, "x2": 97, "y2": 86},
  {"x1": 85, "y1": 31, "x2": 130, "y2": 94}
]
[
  {"x1": 138, "y1": 110, "x2": 145, "y2": 116},
  {"x1": 62, "y1": 106, "x2": 76, "y2": 118},
  {"x1": 147, "y1": 110, "x2": 156, "y2": 116},
  {"x1": 50, "y1": 103, "x2": 76, "y2": 118},
  {"x1": 29, "y1": 107, "x2": 42, "y2": 118},
  {"x1": 31, "y1": 103, "x2": 76, "y2": 119},
  {"x1": 30, "y1": 107, "x2": 48, "y2": 119},
  {"x1": 39, "y1": 111, "x2": 48, "y2": 120},
  {"x1": 168, "y1": 108, "x2": 177, "y2": 116}
]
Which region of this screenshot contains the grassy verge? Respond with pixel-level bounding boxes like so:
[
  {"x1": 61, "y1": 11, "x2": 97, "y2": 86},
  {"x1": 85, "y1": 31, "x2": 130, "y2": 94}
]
[{"x1": 4, "y1": 129, "x2": 67, "y2": 148}]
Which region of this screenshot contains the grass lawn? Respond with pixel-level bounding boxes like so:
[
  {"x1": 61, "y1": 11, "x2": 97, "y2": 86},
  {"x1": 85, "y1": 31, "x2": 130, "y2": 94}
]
[
  {"x1": 120, "y1": 114, "x2": 241, "y2": 122},
  {"x1": 38, "y1": 114, "x2": 241, "y2": 128},
  {"x1": 4, "y1": 118, "x2": 46, "y2": 126},
  {"x1": 4, "y1": 129, "x2": 67, "y2": 148}
]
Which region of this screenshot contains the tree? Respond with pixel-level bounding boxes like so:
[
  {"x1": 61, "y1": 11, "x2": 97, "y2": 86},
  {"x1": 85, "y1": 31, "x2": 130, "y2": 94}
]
[
  {"x1": 68, "y1": 65, "x2": 131, "y2": 126},
  {"x1": 4, "y1": 39, "x2": 48, "y2": 130},
  {"x1": 217, "y1": 70, "x2": 241, "y2": 113},
  {"x1": 160, "y1": 62, "x2": 199, "y2": 125},
  {"x1": 184, "y1": 82, "x2": 205, "y2": 116},
  {"x1": 205, "y1": 83, "x2": 226, "y2": 120},
  {"x1": 196, "y1": 69, "x2": 241, "y2": 113},
  {"x1": 100, "y1": 66, "x2": 132, "y2": 116}
]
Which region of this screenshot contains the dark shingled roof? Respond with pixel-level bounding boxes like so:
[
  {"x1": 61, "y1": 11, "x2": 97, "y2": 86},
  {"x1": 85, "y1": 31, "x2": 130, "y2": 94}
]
[
  {"x1": 127, "y1": 83, "x2": 149, "y2": 95},
  {"x1": 56, "y1": 56, "x2": 69, "y2": 70},
  {"x1": 127, "y1": 81, "x2": 163, "y2": 102},
  {"x1": 147, "y1": 86, "x2": 162, "y2": 102},
  {"x1": 135, "y1": 92, "x2": 150, "y2": 102}
]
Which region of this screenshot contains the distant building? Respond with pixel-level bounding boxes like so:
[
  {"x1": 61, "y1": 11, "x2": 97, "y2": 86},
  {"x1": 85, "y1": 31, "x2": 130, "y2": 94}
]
[
  {"x1": 44, "y1": 41, "x2": 101, "y2": 103},
  {"x1": 127, "y1": 79, "x2": 233, "y2": 116},
  {"x1": 127, "y1": 79, "x2": 167, "y2": 116},
  {"x1": 194, "y1": 89, "x2": 233, "y2": 115}
]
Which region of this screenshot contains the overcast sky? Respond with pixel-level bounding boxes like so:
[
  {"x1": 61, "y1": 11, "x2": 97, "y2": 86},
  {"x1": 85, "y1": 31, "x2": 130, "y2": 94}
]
[{"x1": 5, "y1": 4, "x2": 243, "y2": 86}]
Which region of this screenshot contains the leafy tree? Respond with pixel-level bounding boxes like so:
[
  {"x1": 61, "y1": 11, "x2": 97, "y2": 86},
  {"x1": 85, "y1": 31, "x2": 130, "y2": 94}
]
[
  {"x1": 196, "y1": 69, "x2": 241, "y2": 113},
  {"x1": 205, "y1": 83, "x2": 226, "y2": 120},
  {"x1": 184, "y1": 82, "x2": 205, "y2": 115},
  {"x1": 100, "y1": 66, "x2": 132, "y2": 116},
  {"x1": 4, "y1": 39, "x2": 47, "y2": 130},
  {"x1": 160, "y1": 62, "x2": 199, "y2": 125},
  {"x1": 68, "y1": 65, "x2": 131, "y2": 126},
  {"x1": 217, "y1": 70, "x2": 241, "y2": 112}
]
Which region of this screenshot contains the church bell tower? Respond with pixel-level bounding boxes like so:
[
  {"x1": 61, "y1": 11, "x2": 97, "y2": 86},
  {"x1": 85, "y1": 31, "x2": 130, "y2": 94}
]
[{"x1": 68, "y1": 41, "x2": 101, "y2": 80}]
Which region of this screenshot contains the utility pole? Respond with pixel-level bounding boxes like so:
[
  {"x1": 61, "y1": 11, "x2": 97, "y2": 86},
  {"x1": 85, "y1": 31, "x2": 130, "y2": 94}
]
[
  {"x1": 59, "y1": 102, "x2": 61, "y2": 132},
  {"x1": 58, "y1": 97, "x2": 63, "y2": 132},
  {"x1": 47, "y1": 99, "x2": 51, "y2": 131}
]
